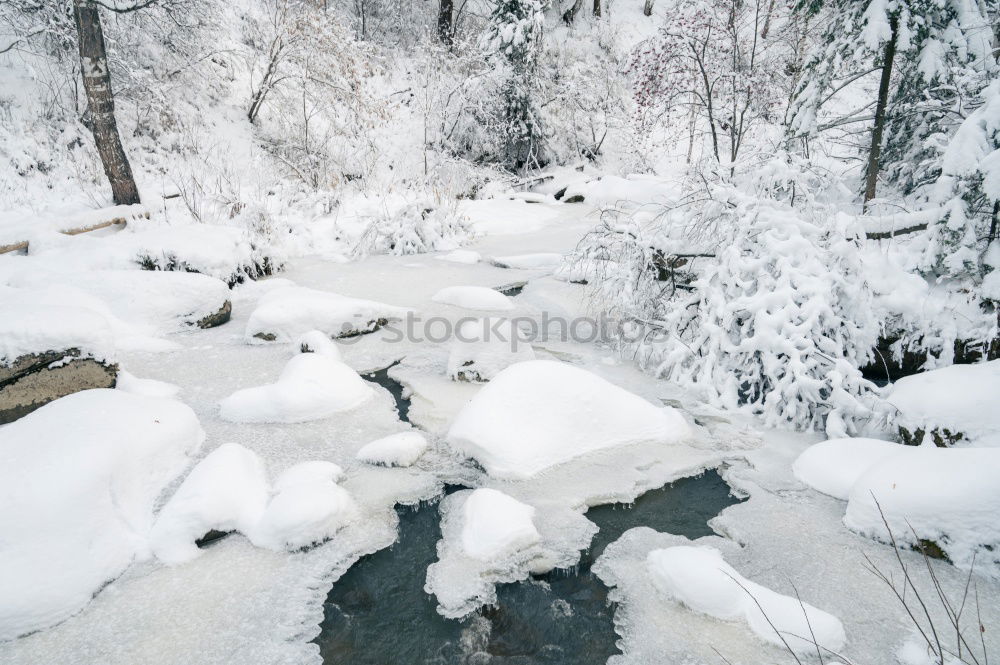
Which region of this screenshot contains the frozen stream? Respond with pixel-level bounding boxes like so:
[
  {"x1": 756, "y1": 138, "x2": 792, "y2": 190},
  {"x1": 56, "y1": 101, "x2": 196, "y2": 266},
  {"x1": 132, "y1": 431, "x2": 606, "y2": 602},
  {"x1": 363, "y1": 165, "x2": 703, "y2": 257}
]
[{"x1": 315, "y1": 471, "x2": 739, "y2": 665}]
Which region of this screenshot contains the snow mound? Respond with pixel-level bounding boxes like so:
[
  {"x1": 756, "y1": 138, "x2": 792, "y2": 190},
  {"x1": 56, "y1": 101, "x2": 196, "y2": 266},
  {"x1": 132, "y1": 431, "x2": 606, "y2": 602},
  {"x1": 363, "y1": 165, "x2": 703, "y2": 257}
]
[
  {"x1": 492, "y1": 253, "x2": 563, "y2": 269},
  {"x1": 115, "y1": 370, "x2": 180, "y2": 398},
  {"x1": 254, "y1": 467, "x2": 358, "y2": 551},
  {"x1": 431, "y1": 286, "x2": 514, "y2": 311},
  {"x1": 294, "y1": 330, "x2": 342, "y2": 358},
  {"x1": 446, "y1": 317, "x2": 535, "y2": 382},
  {"x1": 0, "y1": 389, "x2": 203, "y2": 640},
  {"x1": 218, "y1": 352, "x2": 373, "y2": 423},
  {"x1": 356, "y1": 431, "x2": 428, "y2": 467},
  {"x1": 7, "y1": 268, "x2": 231, "y2": 331},
  {"x1": 436, "y1": 249, "x2": 481, "y2": 264},
  {"x1": 844, "y1": 447, "x2": 1000, "y2": 571},
  {"x1": 151, "y1": 451, "x2": 358, "y2": 559},
  {"x1": 461, "y1": 489, "x2": 541, "y2": 560},
  {"x1": 0, "y1": 302, "x2": 115, "y2": 365},
  {"x1": 245, "y1": 285, "x2": 408, "y2": 343},
  {"x1": 149, "y1": 443, "x2": 270, "y2": 565},
  {"x1": 446, "y1": 360, "x2": 692, "y2": 479},
  {"x1": 273, "y1": 460, "x2": 345, "y2": 489},
  {"x1": 792, "y1": 438, "x2": 904, "y2": 500},
  {"x1": 647, "y1": 545, "x2": 846, "y2": 654},
  {"x1": 886, "y1": 360, "x2": 1000, "y2": 446}
]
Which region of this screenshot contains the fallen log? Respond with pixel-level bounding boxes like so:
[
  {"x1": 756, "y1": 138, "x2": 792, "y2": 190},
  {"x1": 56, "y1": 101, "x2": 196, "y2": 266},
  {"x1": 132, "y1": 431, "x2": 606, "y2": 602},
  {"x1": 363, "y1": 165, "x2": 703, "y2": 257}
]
[{"x1": 0, "y1": 206, "x2": 148, "y2": 255}]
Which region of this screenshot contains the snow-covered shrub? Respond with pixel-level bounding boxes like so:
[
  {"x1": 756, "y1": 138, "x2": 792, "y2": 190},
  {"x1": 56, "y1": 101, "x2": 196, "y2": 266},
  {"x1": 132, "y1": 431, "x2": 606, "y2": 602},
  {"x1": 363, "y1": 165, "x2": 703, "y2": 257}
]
[
  {"x1": 353, "y1": 199, "x2": 473, "y2": 256},
  {"x1": 573, "y1": 181, "x2": 881, "y2": 435}
]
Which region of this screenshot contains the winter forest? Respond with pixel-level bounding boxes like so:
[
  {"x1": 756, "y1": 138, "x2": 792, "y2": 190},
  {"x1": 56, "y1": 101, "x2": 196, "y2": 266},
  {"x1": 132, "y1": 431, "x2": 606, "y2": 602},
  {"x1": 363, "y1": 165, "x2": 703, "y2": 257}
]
[{"x1": 1, "y1": 0, "x2": 999, "y2": 663}]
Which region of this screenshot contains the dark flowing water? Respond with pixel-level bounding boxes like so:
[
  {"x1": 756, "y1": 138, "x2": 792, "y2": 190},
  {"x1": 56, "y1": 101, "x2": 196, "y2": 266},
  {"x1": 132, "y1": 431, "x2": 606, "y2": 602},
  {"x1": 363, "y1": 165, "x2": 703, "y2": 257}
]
[
  {"x1": 315, "y1": 470, "x2": 740, "y2": 664},
  {"x1": 365, "y1": 364, "x2": 410, "y2": 422}
]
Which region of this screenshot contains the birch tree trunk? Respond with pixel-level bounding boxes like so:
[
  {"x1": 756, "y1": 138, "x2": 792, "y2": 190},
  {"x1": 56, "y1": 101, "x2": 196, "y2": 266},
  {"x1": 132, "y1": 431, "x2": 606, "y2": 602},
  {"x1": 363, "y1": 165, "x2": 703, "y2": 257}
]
[{"x1": 73, "y1": 0, "x2": 140, "y2": 206}]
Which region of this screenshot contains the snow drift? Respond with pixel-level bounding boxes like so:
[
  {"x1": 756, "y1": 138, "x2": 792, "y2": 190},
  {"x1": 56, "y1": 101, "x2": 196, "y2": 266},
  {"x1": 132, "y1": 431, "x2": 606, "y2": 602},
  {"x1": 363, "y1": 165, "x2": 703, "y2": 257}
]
[{"x1": 446, "y1": 360, "x2": 692, "y2": 479}]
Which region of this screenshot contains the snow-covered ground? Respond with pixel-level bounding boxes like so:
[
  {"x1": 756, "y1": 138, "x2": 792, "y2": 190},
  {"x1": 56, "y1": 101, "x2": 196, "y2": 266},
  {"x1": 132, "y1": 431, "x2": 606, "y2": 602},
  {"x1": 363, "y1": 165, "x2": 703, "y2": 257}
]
[{"x1": 1, "y1": 197, "x2": 999, "y2": 665}]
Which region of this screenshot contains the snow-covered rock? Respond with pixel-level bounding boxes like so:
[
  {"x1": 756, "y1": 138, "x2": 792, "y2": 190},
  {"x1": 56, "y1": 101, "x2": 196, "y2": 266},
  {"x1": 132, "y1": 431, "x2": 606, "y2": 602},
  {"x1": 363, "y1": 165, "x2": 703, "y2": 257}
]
[
  {"x1": 460, "y1": 489, "x2": 541, "y2": 561},
  {"x1": 245, "y1": 285, "x2": 408, "y2": 343},
  {"x1": 254, "y1": 466, "x2": 358, "y2": 551},
  {"x1": 446, "y1": 360, "x2": 692, "y2": 479},
  {"x1": 218, "y1": 352, "x2": 373, "y2": 423},
  {"x1": 294, "y1": 329, "x2": 342, "y2": 358},
  {"x1": 149, "y1": 443, "x2": 270, "y2": 565},
  {"x1": 647, "y1": 545, "x2": 846, "y2": 654},
  {"x1": 356, "y1": 431, "x2": 428, "y2": 467},
  {"x1": 886, "y1": 360, "x2": 1000, "y2": 446},
  {"x1": 446, "y1": 317, "x2": 535, "y2": 382},
  {"x1": 436, "y1": 249, "x2": 481, "y2": 264},
  {"x1": 844, "y1": 447, "x2": 1000, "y2": 571},
  {"x1": 0, "y1": 389, "x2": 204, "y2": 640},
  {"x1": 492, "y1": 253, "x2": 563, "y2": 270},
  {"x1": 431, "y1": 285, "x2": 514, "y2": 311},
  {"x1": 7, "y1": 268, "x2": 232, "y2": 330},
  {"x1": 792, "y1": 437, "x2": 905, "y2": 500}
]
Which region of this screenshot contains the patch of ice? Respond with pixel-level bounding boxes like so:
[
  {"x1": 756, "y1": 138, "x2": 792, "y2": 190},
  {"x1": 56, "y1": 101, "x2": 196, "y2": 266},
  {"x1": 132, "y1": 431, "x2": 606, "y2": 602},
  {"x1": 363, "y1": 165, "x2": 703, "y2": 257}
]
[
  {"x1": 792, "y1": 437, "x2": 904, "y2": 500},
  {"x1": 844, "y1": 447, "x2": 1000, "y2": 571},
  {"x1": 0, "y1": 389, "x2": 204, "y2": 640},
  {"x1": 431, "y1": 285, "x2": 514, "y2": 311},
  {"x1": 218, "y1": 352, "x2": 373, "y2": 423},
  {"x1": 446, "y1": 360, "x2": 693, "y2": 479},
  {"x1": 356, "y1": 431, "x2": 428, "y2": 467},
  {"x1": 647, "y1": 545, "x2": 846, "y2": 654},
  {"x1": 245, "y1": 285, "x2": 408, "y2": 343}
]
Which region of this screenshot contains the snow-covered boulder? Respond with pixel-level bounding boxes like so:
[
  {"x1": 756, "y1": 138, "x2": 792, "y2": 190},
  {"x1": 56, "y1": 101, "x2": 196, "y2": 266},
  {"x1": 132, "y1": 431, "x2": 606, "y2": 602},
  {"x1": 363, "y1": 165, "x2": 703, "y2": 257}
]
[
  {"x1": 219, "y1": 351, "x2": 373, "y2": 423},
  {"x1": 149, "y1": 443, "x2": 270, "y2": 564},
  {"x1": 356, "y1": 431, "x2": 428, "y2": 467},
  {"x1": 245, "y1": 285, "x2": 408, "y2": 343},
  {"x1": 7, "y1": 268, "x2": 232, "y2": 330},
  {"x1": 446, "y1": 360, "x2": 692, "y2": 479},
  {"x1": 295, "y1": 329, "x2": 342, "y2": 358},
  {"x1": 115, "y1": 370, "x2": 180, "y2": 399},
  {"x1": 0, "y1": 389, "x2": 204, "y2": 640},
  {"x1": 0, "y1": 303, "x2": 118, "y2": 423},
  {"x1": 491, "y1": 253, "x2": 563, "y2": 270},
  {"x1": 446, "y1": 317, "x2": 535, "y2": 382},
  {"x1": 431, "y1": 285, "x2": 514, "y2": 311},
  {"x1": 844, "y1": 447, "x2": 1000, "y2": 570},
  {"x1": 460, "y1": 489, "x2": 541, "y2": 561},
  {"x1": 254, "y1": 463, "x2": 358, "y2": 551},
  {"x1": 792, "y1": 438, "x2": 905, "y2": 500},
  {"x1": 886, "y1": 360, "x2": 1000, "y2": 446},
  {"x1": 647, "y1": 545, "x2": 846, "y2": 654},
  {"x1": 436, "y1": 249, "x2": 481, "y2": 264}
]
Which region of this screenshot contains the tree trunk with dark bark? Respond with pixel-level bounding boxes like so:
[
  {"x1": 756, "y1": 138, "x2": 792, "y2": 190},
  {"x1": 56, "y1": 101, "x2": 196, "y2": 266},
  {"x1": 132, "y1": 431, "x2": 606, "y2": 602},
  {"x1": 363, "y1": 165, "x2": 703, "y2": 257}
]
[
  {"x1": 643, "y1": 0, "x2": 653, "y2": 16},
  {"x1": 438, "y1": 0, "x2": 453, "y2": 45},
  {"x1": 863, "y1": 12, "x2": 898, "y2": 211},
  {"x1": 73, "y1": 0, "x2": 140, "y2": 206},
  {"x1": 593, "y1": 0, "x2": 601, "y2": 17}
]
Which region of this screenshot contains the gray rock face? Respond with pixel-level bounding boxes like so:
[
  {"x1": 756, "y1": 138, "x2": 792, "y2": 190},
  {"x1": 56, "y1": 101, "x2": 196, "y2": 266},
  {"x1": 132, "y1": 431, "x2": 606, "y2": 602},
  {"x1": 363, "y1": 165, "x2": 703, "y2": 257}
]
[
  {"x1": 0, "y1": 350, "x2": 118, "y2": 424},
  {"x1": 195, "y1": 300, "x2": 232, "y2": 329}
]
